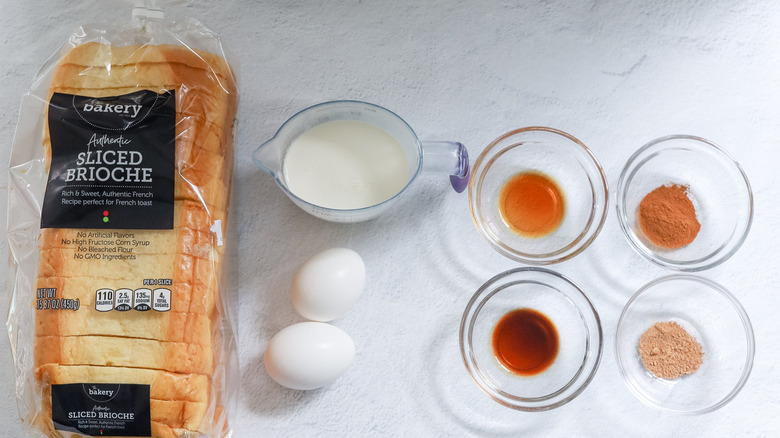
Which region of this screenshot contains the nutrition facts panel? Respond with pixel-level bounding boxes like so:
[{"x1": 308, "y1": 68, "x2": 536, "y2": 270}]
[{"x1": 94, "y1": 287, "x2": 171, "y2": 312}]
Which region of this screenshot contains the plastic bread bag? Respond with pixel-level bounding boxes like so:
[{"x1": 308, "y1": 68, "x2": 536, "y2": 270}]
[{"x1": 6, "y1": 1, "x2": 239, "y2": 436}]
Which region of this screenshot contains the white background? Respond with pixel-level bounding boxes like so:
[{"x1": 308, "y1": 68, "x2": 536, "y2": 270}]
[{"x1": 1, "y1": 0, "x2": 778, "y2": 436}]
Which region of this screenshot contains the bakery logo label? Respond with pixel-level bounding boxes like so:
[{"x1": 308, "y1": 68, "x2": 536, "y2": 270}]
[
  {"x1": 84, "y1": 383, "x2": 119, "y2": 402},
  {"x1": 41, "y1": 90, "x2": 175, "y2": 230},
  {"x1": 82, "y1": 102, "x2": 143, "y2": 116},
  {"x1": 83, "y1": 102, "x2": 142, "y2": 115},
  {"x1": 74, "y1": 92, "x2": 157, "y2": 131},
  {"x1": 51, "y1": 383, "x2": 151, "y2": 437}
]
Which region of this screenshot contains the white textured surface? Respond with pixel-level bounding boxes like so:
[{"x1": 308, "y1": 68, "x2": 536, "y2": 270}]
[{"x1": 1, "y1": 0, "x2": 779, "y2": 437}]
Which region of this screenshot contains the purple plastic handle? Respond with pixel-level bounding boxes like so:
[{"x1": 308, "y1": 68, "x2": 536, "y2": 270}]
[{"x1": 451, "y1": 165, "x2": 470, "y2": 193}]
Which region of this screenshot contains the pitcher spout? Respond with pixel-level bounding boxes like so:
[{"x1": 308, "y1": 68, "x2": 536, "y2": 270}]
[{"x1": 253, "y1": 136, "x2": 284, "y2": 176}]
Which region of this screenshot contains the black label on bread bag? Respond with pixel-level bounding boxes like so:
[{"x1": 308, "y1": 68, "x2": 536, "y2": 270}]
[
  {"x1": 41, "y1": 90, "x2": 175, "y2": 229},
  {"x1": 51, "y1": 383, "x2": 151, "y2": 437}
]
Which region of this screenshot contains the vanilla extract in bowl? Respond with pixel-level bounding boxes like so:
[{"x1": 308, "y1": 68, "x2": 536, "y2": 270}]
[
  {"x1": 498, "y1": 171, "x2": 565, "y2": 238},
  {"x1": 492, "y1": 308, "x2": 559, "y2": 376},
  {"x1": 460, "y1": 267, "x2": 604, "y2": 410}
]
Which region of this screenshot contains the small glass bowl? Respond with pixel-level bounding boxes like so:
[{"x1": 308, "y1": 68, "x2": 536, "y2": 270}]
[
  {"x1": 615, "y1": 275, "x2": 755, "y2": 414},
  {"x1": 616, "y1": 135, "x2": 753, "y2": 271},
  {"x1": 459, "y1": 268, "x2": 603, "y2": 411},
  {"x1": 468, "y1": 127, "x2": 608, "y2": 264}
]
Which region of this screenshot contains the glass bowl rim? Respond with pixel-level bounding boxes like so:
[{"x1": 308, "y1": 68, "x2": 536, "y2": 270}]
[
  {"x1": 459, "y1": 267, "x2": 604, "y2": 411},
  {"x1": 468, "y1": 126, "x2": 609, "y2": 265},
  {"x1": 614, "y1": 274, "x2": 756, "y2": 414},
  {"x1": 615, "y1": 134, "x2": 754, "y2": 271}
]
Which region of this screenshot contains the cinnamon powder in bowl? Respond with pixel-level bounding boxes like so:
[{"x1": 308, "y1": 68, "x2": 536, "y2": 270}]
[
  {"x1": 638, "y1": 184, "x2": 701, "y2": 250},
  {"x1": 616, "y1": 135, "x2": 753, "y2": 271}
]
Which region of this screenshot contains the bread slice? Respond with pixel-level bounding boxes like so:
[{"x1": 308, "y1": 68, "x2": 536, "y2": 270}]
[
  {"x1": 33, "y1": 418, "x2": 196, "y2": 438},
  {"x1": 35, "y1": 290, "x2": 214, "y2": 346},
  {"x1": 36, "y1": 364, "x2": 210, "y2": 402},
  {"x1": 35, "y1": 271, "x2": 217, "y2": 320},
  {"x1": 39, "y1": 374, "x2": 210, "y2": 432},
  {"x1": 36, "y1": 248, "x2": 217, "y2": 289},
  {"x1": 35, "y1": 335, "x2": 213, "y2": 375},
  {"x1": 40, "y1": 198, "x2": 226, "y2": 242},
  {"x1": 41, "y1": 135, "x2": 230, "y2": 211},
  {"x1": 44, "y1": 95, "x2": 232, "y2": 161},
  {"x1": 40, "y1": 225, "x2": 220, "y2": 261},
  {"x1": 37, "y1": 366, "x2": 214, "y2": 434},
  {"x1": 51, "y1": 65, "x2": 232, "y2": 123},
  {"x1": 57, "y1": 43, "x2": 235, "y2": 84},
  {"x1": 40, "y1": 383, "x2": 208, "y2": 430},
  {"x1": 34, "y1": 251, "x2": 220, "y2": 317}
]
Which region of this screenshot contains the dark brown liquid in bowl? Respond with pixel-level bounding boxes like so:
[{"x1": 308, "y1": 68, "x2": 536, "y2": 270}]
[{"x1": 492, "y1": 308, "x2": 559, "y2": 376}]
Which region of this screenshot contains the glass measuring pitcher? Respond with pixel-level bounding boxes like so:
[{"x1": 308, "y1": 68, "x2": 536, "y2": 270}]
[{"x1": 253, "y1": 100, "x2": 470, "y2": 222}]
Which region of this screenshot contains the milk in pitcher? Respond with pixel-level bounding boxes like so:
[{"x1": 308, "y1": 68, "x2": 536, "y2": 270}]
[{"x1": 283, "y1": 120, "x2": 409, "y2": 210}]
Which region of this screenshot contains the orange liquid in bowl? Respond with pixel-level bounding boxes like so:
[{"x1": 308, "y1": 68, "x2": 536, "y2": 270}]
[{"x1": 499, "y1": 171, "x2": 565, "y2": 238}]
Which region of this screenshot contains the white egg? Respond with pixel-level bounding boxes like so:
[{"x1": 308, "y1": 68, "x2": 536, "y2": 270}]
[
  {"x1": 291, "y1": 247, "x2": 366, "y2": 322},
  {"x1": 263, "y1": 322, "x2": 355, "y2": 390}
]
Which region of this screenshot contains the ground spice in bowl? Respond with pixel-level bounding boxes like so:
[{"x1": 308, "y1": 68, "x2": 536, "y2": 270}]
[
  {"x1": 638, "y1": 184, "x2": 701, "y2": 249},
  {"x1": 638, "y1": 321, "x2": 704, "y2": 379}
]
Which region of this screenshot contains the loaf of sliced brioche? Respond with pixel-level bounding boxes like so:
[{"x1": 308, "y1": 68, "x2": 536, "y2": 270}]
[{"x1": 33, "y1": 40, "x2": 236, "y2": 438}]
